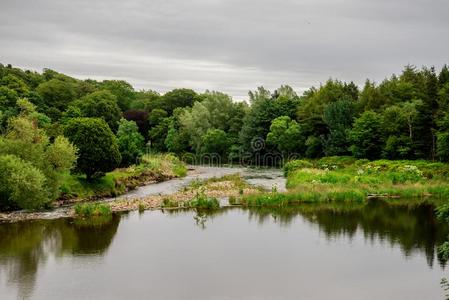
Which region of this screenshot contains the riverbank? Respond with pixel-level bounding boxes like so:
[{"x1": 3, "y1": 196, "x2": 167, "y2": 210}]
[
  {"x1": 55, "y1": 153, "x2": 187, "y2": 205},
  {"x1": 240, "y1": 157, "x2": 449, "y2": 207},
  {"x1": 0, "y1": 167, "x2": 270, "y2": 223}
]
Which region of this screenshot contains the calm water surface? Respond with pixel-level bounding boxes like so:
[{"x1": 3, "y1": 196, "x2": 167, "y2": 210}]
[{"x1": 0, "y1": 201, "x2": 448, "y2": 299}]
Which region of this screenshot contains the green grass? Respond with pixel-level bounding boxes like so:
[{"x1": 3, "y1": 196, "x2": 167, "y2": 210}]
[
  {"x1": 74, "y1": 203, "x2": 112, "y2": 217},
  {"x1": 59, "y1": 154, "x2": 187, "y2": 202},
  {"x1": 277, "y1": 157, "x2": 449, "y2": 206},
  {"x1": 161, "y1": 191, "x2": 220, "y2": 210}
]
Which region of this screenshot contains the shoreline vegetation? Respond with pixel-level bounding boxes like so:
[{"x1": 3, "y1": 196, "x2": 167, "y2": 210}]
[
  {"x1": 2, "y1": 156, "x2": 449, "y2": 223},
  {"x1": 2, "y1": 64, "x2": 449, "y2": 224},
  {"x1": 57, "y1": 153, "x2": 187, "y2": 205}
]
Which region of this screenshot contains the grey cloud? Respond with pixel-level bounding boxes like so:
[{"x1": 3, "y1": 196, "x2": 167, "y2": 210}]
[{"x1": 1, "y1": 0, "x2": 448, "y2": 99}]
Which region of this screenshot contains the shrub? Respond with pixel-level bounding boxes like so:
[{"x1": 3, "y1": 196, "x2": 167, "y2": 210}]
[
  {"x1": 74, "y1": 203, "x2": 112, "y2": 217},
  {"x1": 186, "y1": 190, "x2": 220, "y2": 209},
  {"x1": 0, "y1": 154, "x2": 48, "y2": 210},
  {"x1": 283, "y1": 159, "x2": 314, "y2": 176},
  {"x1": 64, "y1": 118, "x2": 121, "y2": 180}
]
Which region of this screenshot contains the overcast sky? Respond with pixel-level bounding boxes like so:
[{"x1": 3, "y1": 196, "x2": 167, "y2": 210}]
[{"x1": 1, "y1": 0, "x2": 448, "y2": 99}]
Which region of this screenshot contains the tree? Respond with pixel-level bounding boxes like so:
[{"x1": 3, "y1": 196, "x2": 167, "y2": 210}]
[
  {"x1": 64, "y1": 118, "x2": 121, "y2": 180},
  {"x1": 200, "y1": 129, "x2": 229, "y2": 157},
  {"x1": 148, "y1": 117, "x2": 171, "y2": 152},
  {"x1": 36, "y1": 79, "x2": 77, "y2": 117},
  {"x1": 240, "y1": 86, "x2": 299, "y2": 158},
  {"x1": 0, "y1": 99, "x2": 77, "y2": 204},
  {"x1": 266, "y1": 116, "x2": 304, "y2": 156},
  {"x1": 0, "y1": 74, "x2": 29, "y2": 97},
  {"x1": 75, "y1": 90, "x2": 122, "y2": 131},
  {"x1": 323, "y1": 99, "x2": 354, "y2": 156},
  {"x1": 123, "y1": 109, "x2": 150, "y2": 139},
  {"x1": 148, "y1": 108, "x2": 168, "y2": 126},
  {"x1": 131, "y1": 90, "x2": 160, "y2": 112},
  {"x1": 437, "y1": 132, "x2": 449, "y2": 162},
  {"x1": 101, "y1": 80, "x2": 135, "y2": 111},
  {"x1": 116, "y1": 119, "x2": 144, "y2": 166},
  {"x1": 349, "y1": 111, "x2": 383, "y2": 159},
  {"x1": 161, "y1": 88, "x2": 197, "y2": 114},
  {"x1": 0, "y1": 155, "x2": 47, "y2": 210},
  {"x1": 179, "y1": 91, "x2": 241, "y2": 153}
]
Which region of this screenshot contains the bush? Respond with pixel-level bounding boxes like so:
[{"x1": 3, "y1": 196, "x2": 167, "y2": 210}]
[
  {"x1": 0, "y1": 155, "x2": 48, "y2": 210},
  {"x1": 64, "y1": 118, "x2": 121, "y2": 180},
  {"x1": 74, "y1": 203, "x2": 112, "y2": 217},
  {"x1": 283, "y1": 160, "x2": 314, "y2": 176}
]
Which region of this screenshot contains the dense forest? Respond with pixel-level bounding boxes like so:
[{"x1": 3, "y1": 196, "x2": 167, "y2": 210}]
[{"x1": 1, "y1": 63, "x2": 449, "y2": 209}]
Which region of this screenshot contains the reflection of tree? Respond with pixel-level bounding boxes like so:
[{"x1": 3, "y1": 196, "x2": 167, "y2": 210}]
[
  {"x1": 246, "y1": 200, "x2": 449, "y2": 268},
  {"x1": 0, "y1": 215, "x2": 120, "y2": 299}
]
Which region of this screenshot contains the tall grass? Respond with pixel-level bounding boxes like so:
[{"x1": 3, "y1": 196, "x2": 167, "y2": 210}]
[
  {"x1": 277, "y1": 157, "x2": 449, "y2": 206},
  {"x1": 74, "y1": 203, "x2": 112, "y2": 217}
]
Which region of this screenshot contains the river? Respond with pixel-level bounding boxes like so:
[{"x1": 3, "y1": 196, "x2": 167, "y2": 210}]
[{"x1": 0, "y1": 167, "x2": 448, "y2": 299}]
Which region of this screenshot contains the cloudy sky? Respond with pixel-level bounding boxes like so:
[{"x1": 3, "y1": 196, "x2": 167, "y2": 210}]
[{"x1": 1, "y1": 0, "x2": 448, "y2": 99}]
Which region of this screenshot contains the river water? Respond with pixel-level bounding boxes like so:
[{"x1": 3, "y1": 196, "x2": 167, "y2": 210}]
[
  {"x1": 108, "y1": 166, "x2": 287, "y2": 201},
  {"x1": 0, "y1": 200, "x2": 448, "y2": 299}
]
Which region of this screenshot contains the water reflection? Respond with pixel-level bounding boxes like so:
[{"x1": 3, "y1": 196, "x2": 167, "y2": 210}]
[
  {"x1": 245, "y1": 200, "x2": 448, "y2": 268},
  {"x1": 165, "y1": 199, "x2": 449, "y2": 268},
  {"x1": 0, "y1": 215, "x2": 120, "y2": 299},
  {"x1": 0, "y1": 201, "x2": 447, "y2": 299}
]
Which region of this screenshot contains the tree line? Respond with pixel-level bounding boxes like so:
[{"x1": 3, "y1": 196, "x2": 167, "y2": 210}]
[{"x1": 0, "y1": 63, "x2": 449, "y2": 208}]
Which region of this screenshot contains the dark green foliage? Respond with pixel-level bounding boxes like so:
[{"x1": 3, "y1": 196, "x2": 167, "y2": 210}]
[
  {"x1": 64, "y1": 118, "x2": 121, "y2": 180},
  {"x1": 161, "y1": 88, "x2": 197, "y2": 114},
  {"x1": 74, "y1": 90, "x2": 122, "y2": 132},
  {"x1": 36, "y1": 79, "x2": 77, "y2": 119},
  {"x1": 323, "y1": 99, "x2": 354, "y2": 156},
  {"x1": 100, "y1": 80, "x2": 135, "y2": 111},
  {"x1": 349, "y1": 111, "x2": 383, "y2": 159},
  {"x1": 123, "y1": 109, "x2": 149, "y2": 138},
  {"x1": 240, "y1": 86, "x2": 299, "y2": 158},
  {"x1": 3, "y1": 63, "x2": 449, "y2": 167},
  {"x1": 200, "y1": 129, "x2": 229, "y2": 156},
  {"x1": 148, "y1": 108, "x2": 168, "y2": 126}
]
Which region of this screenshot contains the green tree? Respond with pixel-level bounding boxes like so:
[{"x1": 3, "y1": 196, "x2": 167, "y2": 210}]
[
  {"x1": 200, "y1": 129, "x2": 229, "y2": 157},
  {"x1": 161, "y1": 88, "x2": 197, "y2": 114},
  {"x1": 64, "y1": 118, "x2": 121, "y2": 180},
  {"x1": 36, "y1": 79, "x2": 77, "y2": 120},
  {"x1": 148, "y1": 108, "x2": 168, "y2": 126},
  {"x1": 101, "y1": 80, "x2": 135, "y2": 111},
  {"x1": 75, "y1": 90, "x2": 122, "y2": 131},
  {"x1": 116, "y1": 119, "x2": 144, "y2": 166},
  {"x1": 323, "y1": 99, "x2": 354, "y2": 156},
  {"x1": 0, "y1": 99, "x2": 77, "y2": 204},
  {"x1": 266, "y1": 116, "x2": 304, "y2": 156},
  {"x1": 0, "y1": 155, "x2": 47, "y2": 210},
  {"x1": 349, "y1": 111, "x2": 383, "y2": 159},
  {"x1": 240, "y1": 86, "x2": 299, "y2": 158}
]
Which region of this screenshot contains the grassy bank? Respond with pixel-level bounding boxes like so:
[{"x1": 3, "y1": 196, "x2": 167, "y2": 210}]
[
  {"x1": 241, "y1": 157, "x2": 449, "y2": 207},
  {"x1": 58, "y1": 154, "x2": 187, "y2": 203}
]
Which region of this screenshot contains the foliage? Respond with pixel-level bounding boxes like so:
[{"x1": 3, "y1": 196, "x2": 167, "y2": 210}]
[
  {"x1": 74, "y1": 203, "x2": 112, "y2": 217},
  {"x1": 64, "y1": 118, "x2": 121, "y2": 180},
  {"x1": 266, "y1": 116, "x2": 304, "y2": 156},
  {"x1": 0, "y1": 155, "x2": 48, "y2": 210},
  {"x1": 72, "y1": 90, "x2": 122, "y2": 132},
  {"x1": 100, "y1": 80, "x2": 135, "y2": 111},
  {"x1": 116, "y1": 118, "x2": 145, "y2": 166},
  {"x1": 349, "y1": 111, "x2": 383, "y2": 159},
  {"x1": 283, "y1": 159, "x2": 314, "y2": 176},
  {"x1": 0, "y1": 99, "x2": 77, "y2": 204}
]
